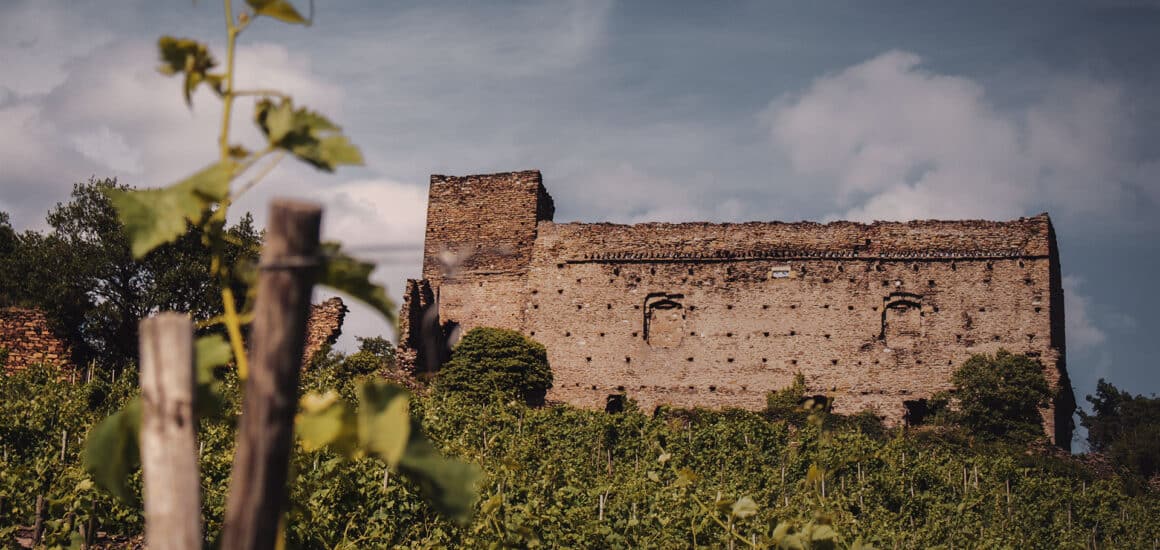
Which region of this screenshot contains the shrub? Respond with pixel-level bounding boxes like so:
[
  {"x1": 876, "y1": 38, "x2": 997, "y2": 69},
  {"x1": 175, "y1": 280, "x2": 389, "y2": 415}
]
[
  {"x1": 434, "y1": 327, "x2": 552, "y2": 405},
  {"x1": 950, "y1": 350, "x2": 1051, "y2": 443}
]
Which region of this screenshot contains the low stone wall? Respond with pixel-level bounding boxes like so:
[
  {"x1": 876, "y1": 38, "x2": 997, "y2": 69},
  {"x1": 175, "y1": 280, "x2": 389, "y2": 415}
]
[{"x1": 0, "y1": 307, "x2": 70, "y2": 372}]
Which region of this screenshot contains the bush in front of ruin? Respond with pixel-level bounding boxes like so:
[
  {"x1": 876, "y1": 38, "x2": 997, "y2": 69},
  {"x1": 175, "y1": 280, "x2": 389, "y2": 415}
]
[
  {"x1": 949, "y1": 349, "x2": 1051, "y2": 443},
  {"x1": 433, "y1": 327, "x2": 552, "y2": 405}
]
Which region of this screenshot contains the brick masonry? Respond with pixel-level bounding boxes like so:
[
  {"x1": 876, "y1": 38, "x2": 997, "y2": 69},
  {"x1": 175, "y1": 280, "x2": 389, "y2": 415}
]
[
  {"x1": 1, "y1": 299, "x2": 348, "y2": 373},
  {"x1": 0, "y1": 307, "x2": 71, "y2": 371},
  {"x1": 403, "y1": 170, "x2": 1075, "y2": 448}
]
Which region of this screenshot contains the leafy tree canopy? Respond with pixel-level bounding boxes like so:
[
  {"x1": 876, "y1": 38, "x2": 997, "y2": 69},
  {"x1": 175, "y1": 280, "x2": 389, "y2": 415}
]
[
  {"x1": 1080, "y1": 379, "x2": 1160, "y2": 480},
  {"x1": 434, "y1": 327, "x2": 552, "y2": 405},
  {"x1": 0, "y1": 177, "x2": 260, "y2": 367},
  {"x1": 950, "y1": 350, "x2": 1052, "y2": 443}
]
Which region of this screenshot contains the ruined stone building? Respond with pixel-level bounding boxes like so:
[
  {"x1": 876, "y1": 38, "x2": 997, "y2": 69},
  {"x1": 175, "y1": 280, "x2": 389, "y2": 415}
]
[{"x1": 399, "y1": 170, "x2": 1075, "y2": 447}]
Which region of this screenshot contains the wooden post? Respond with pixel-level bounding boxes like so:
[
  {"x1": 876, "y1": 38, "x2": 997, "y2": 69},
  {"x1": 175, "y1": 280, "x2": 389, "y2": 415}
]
[
  {"x1": 139, "y1": 313, "x2": 201, "y2": 550},
  {"x1": 32, "y1": 494, "x2": 45, "y2": 546},
  {"x1": 221, "y1": 200, "x2": 321, "y2": 550}
]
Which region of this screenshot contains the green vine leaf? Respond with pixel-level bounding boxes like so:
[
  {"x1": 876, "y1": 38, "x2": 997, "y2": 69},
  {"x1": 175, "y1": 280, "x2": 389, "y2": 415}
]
[
  {"x1": 297, "y1": 390, "x2": 358, "y2": 454},
  {"x1": 105, "y1": 160, "x2": 236, "y2": 258},
  {"x1": 318, "y1": 242, "x2": 396, "y2": 324},
  {"x1": 397, "y1": 419, "x2": 481, "y2": 525},
  {"x1": 246, "y1": 0, "x2": 309, "y2": 25},
  {"x1": 195, "y1": 333, "x2": 233, "y2": 383},
  {"x1": 83, "y1": 398, "x2": 142, "y2": 506},
  {"x1": 157, "y1": 36, "x2": 219, "y2": 106},
  {"x1": 254, "y1": 98, "x2": 364, "y2": 172},
  {"x1": 357, "y1": 381, "x2": 411, "y2": 468}
]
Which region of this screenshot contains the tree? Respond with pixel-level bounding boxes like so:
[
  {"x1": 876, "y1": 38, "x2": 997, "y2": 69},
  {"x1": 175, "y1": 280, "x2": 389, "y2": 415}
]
[
  {"x1": 949, "y1": 350, "x2": 1052, "y2": 443},
  {"x1": 0, "y1": 178, "x2": 261, "y2": 367},
  {"x1": 1080, "y1": 379, "x2": 1160, "y2": 480},
  {"x1": 434, "y1": 327, "x2": 553, "y2": 405}
]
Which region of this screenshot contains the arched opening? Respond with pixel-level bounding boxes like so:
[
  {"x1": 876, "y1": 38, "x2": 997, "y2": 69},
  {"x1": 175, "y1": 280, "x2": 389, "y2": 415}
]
[
  {"x1": 644, "y1": 293, "x2": 686, "y2": 348},
  {"x1": 881, "y1": 292, "x2": 923, "y2": 349}
]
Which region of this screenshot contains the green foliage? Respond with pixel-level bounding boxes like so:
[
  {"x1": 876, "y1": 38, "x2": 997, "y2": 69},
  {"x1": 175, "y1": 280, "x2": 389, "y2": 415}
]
[
  {"x1": 949, "y1": 350, "x2": 1052, "y2": 443},
  {"x1": 1080, "y1": 379, "x2": 1160, "y2": 480},
  {"x1": 246, "y1": 0, "x2": 309, "y2": 25},
  {"x1": 156, "y1": 36, "x2": 225, "y2": 105},
  {"x1": 104, "y1": 160, "x2": 234, "y2": 258},
  {"x1": 319, "y1": 242, "x2": 395, "y2": 324},
  {"x1": 4, "y1": 359, "x2": 1160, "y2": 548},
  {"x1": 435, "y1": 327, "x2": 553, "y2": 405},
  {"x1": 0, "y1": 364, "x2": 143, "y2": 546},
  {"x1": 82, "y1": 398, "x2": 142, "y2": 505},
  {"x1": 255, "y1": 100, "x2": 364, "y2": 172},
  {"x1": 766, "y1": 373, "x2": 810, "y2": 425},
  {"x1": 0, "y1": 179, "x2": 260, "y2": 368}
]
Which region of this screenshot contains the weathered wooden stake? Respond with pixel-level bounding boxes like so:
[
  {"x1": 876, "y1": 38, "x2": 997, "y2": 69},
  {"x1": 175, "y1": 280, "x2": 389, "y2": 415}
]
[
  {"x1": 139, "y1": 313, "x2": 201, "y2": 550},
  {"x1": 32, "y1": 494, "x2": 45, "y2": 545},
  {"x1": 220, "y1": 200, "x2": 321, "y2": 550}
]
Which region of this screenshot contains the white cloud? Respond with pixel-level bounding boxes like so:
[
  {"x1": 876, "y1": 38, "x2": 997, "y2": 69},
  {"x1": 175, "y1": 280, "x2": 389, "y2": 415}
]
[
  {"x1": 765, "y1": 51, "x2": 1150, "y2": 227},
  {"x1": 1063, "y1": 275, "x2": 1107, "y2": 353},
  {"x1": 306, "y1": 178, "x2": 430, "y2": 347}
]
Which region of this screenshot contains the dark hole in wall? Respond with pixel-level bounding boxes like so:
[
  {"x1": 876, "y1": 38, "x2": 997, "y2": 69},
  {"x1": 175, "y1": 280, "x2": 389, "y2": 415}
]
[
  {"x1": 605, "y1": 394, "x2": 625, "y2": 413},
  {"x1": 613, "y1": 267, "x2": 620, "y2": 276},
  {"x1": 904, "y1": 399, "x2": 932, "y2": 426},
  {"x1": 800, "y1": 395, "x2": 829, "y2": 409}
]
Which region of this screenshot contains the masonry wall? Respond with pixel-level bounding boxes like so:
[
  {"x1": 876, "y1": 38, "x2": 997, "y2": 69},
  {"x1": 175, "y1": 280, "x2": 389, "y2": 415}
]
[
  {"x1": 407, "y1": 171, "x2": 1074, "y2": 447},
  {"x1": 0, "y1": 307, "x2": 70, "y2": 372},
  {"x1": 302, "y1": 297, "x2": 348, "y2": 367}
]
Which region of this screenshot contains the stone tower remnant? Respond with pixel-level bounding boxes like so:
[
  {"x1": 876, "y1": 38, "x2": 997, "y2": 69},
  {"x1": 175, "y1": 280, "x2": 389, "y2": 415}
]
[{"x1": 400, "y1": 170, "x2": 1075, "y2": 448}]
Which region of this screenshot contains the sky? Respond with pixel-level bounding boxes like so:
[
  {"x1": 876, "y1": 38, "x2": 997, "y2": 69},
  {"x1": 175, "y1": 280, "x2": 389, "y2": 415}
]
[{"x1": 2, "y1": 1, "x2": 1158, "y2": 432}]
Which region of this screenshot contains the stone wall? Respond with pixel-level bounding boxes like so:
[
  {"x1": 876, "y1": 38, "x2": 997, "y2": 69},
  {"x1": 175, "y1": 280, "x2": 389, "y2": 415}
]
[
  {"x1": 0, "y1": 307, "x2": 70, "y2": 372},
  {"x1": 1, "y1": 298, "x2": 349, "y2": 373},
  {"x1": 402, "y1": 170, "x2": 1075, "y2": 448},
  {"x1": 302, "y1": 297, "x2": 348, "y2": 367}
]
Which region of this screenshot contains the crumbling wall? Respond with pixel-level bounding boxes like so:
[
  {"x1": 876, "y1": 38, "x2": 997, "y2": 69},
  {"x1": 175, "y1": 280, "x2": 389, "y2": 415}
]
[
  {"x1": 404, "y1": 170, "x2": 1074, "y2": 448},
  {"x1": 0, "y1": 307, "x2": 71, "y2": 372},
  {"x1": 302, "y1": 297, "x2": 348, "y2": 367}
]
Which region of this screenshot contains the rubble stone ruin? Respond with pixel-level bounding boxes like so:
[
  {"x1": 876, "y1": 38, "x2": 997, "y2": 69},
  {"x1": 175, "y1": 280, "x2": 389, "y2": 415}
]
[
  {"x1": 1, "y1": 298, "x2": 347, "y2": 373},
  {"x1": 397, "y1": 170, "x2": 1075, "y2": 448}
]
